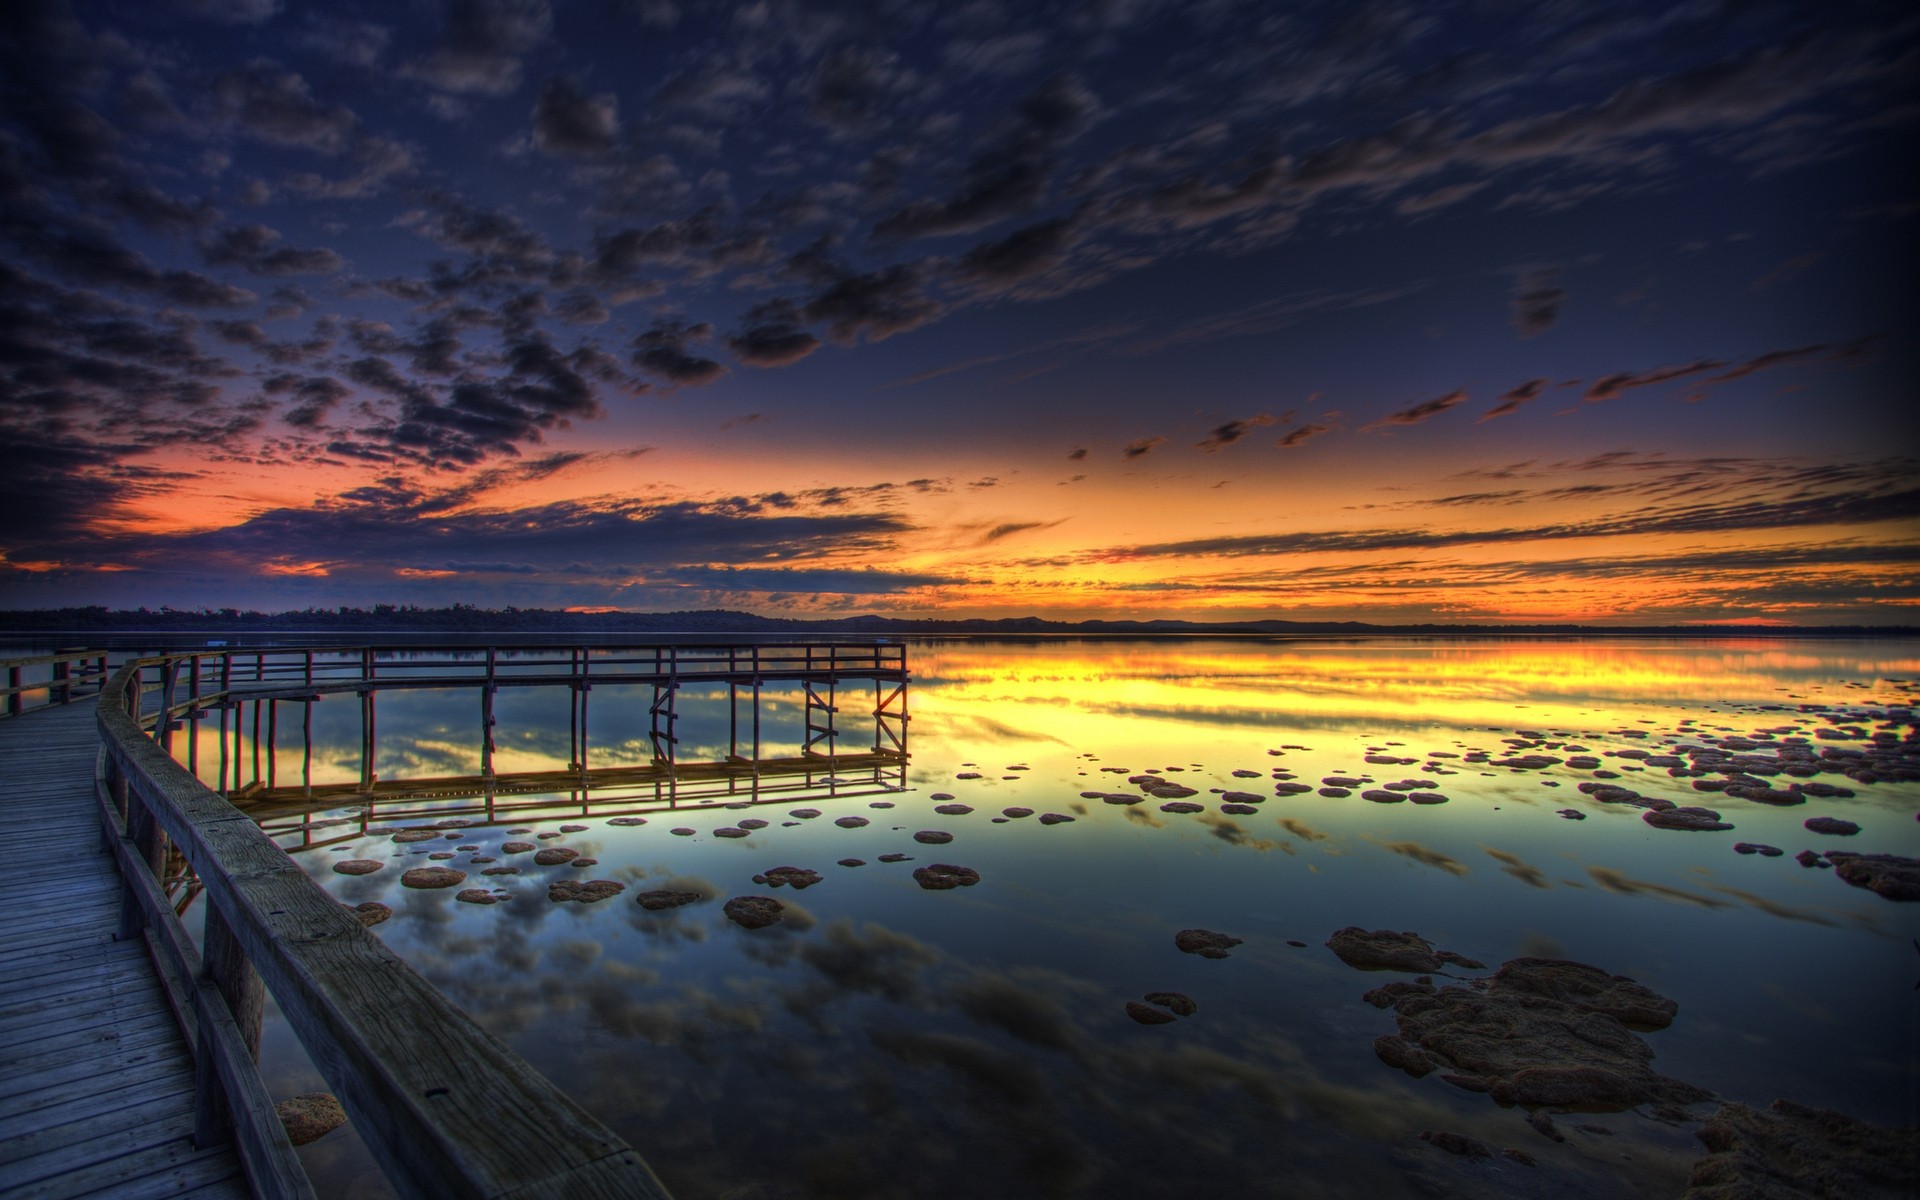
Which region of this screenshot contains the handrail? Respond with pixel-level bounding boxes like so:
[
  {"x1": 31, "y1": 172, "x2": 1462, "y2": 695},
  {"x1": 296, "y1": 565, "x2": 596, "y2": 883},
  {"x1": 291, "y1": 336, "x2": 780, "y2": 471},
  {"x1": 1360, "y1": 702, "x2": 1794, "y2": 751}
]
[
  {"x1": 1, "y1": 649, "x2": 111, "y2": 715},
  {"x1": 97, "y1": 659, "x2": 673, "y2": 1200}
]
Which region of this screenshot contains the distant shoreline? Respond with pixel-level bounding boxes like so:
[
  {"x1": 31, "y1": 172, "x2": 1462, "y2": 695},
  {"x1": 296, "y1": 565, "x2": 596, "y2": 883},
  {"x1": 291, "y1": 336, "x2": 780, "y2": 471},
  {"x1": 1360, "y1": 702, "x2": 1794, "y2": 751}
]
[{"x1": 0, "y1": 606, "x2": 1913, "y2": 646}]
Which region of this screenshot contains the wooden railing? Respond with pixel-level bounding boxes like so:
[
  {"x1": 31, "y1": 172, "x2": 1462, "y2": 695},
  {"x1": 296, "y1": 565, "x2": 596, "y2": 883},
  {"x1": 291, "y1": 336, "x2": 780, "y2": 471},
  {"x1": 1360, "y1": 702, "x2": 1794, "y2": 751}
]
[
  {"x1": 97, "y1": 655, "x2": 675, "y2": 1200},
  {"x1": 2, "y1": 650, "x2": 110, "y2": 716}
]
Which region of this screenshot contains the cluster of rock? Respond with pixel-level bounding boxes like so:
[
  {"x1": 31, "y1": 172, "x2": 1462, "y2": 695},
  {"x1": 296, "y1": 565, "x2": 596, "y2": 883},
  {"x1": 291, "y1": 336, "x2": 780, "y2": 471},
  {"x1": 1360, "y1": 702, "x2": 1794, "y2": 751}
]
[{"x1": 1125, "y1": 991, "x2": 1197, "y2": 1025}]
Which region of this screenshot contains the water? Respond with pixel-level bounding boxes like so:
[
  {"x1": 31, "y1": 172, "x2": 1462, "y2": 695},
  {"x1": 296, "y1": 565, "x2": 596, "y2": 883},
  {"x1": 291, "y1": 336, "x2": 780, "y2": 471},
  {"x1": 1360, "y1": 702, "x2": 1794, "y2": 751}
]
[{"x1": 172, "y1": 637, "x2": 1920, "y2": 1198}]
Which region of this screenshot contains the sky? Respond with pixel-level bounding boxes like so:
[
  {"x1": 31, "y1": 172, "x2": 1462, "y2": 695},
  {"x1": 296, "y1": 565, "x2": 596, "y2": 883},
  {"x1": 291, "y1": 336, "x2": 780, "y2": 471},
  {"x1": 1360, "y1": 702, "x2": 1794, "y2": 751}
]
[{"x1": 0, "y1": 0, "x2": 1915, "y2": 624}]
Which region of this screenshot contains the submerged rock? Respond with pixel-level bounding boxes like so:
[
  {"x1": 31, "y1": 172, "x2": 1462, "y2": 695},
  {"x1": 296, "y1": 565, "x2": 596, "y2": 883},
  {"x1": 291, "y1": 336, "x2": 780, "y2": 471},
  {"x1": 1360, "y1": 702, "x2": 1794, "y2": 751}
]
[
  {"x1": 752, "y1": 866, "x2": 823, "y2": 889},
  {"x1": 1159, "y1": 801, "x2": 1205, "y2": 813},
  {"x1": 913, "y1": 830, "x2": 954, "y2": 844},
  {"x1": 1733, "y1": 843, "x2": 1784, "y2": 857},
  {"x1": 738, "y1": 818, "x2": 770, "y2": 830},
  {"x1": 1796, "y1": 850, "x2": 1830, "y2": 869},
  {"x1": 1803, "y1": 816, "x2": 1861, "y2": 836},
  {"x1": 1375, "y1": 1035, "x2": 1436, "y2": 1077},
  {"x1": 501, "y1": 841, "x2": 536, "y2": 854},
  {"x1": 934, "y1": 803, "x2": 974, "y2": 815},
  {"x1": 332, "y1": 859, "x2": 383, "y2": 875},
  {"x1": 350, "y1": 901, "x2": 391, "y2": 927},
  {"x1": 1175, "y1": 928, "x2": 1243, "y2": 958},
  {"x1": 788, "y1": 809, "x2": 822, "y2": 819},
  {"x1": 1822, "y1": 852, "x2": 1920, "y2": 900},
  {"x1": 532, "y1": 847, "x2": 579, "y2": 865},
  {"x1": 1144, "y1": 991, "x2": 1197, "y2": 1017},
  {"x1": 548, "y1": 879, "x2": 623, "y2": 903},
  {"x1": 1684, "y1": 1099, "x2": 1918, "y2": 1199},
  {"x1": 635, "y1": 889, "x2": 702, "y2": 911},
  {"x1": 834, "y1": 816, "x2": 869, "y2": 829},
  {"x1": 607, "y1": 816, "x2": 647, "y2": 826},
  {"x1": 1557, "y1": 809, "x2": 1588, "y2": 820},
  {"x1": 837, "y1": 858, "x2": 865, "y2": 868},
  {"x1": 455, "y1": 889, "x2": 500, "y2": 905},
  {"x1": 1125, "y1": 1000, "x2": 1177, "y2": 1025},
  {"x1": 275, "y1": 1093, "x2": 347, "y2": 1146},
  {"x1": 1407, "y1": 793, "x2": 1450, "y2": 805},
  {"x1": 391, "y1": 829, "x2": 442, "y2": 844},
  {"x1": 1420, "y1": 1131, "x2": 1492, "y2": 1159},
  {"x1": 1038, "y1": 812, "x2": 1076, "y2": 825},
  {"x1": 1644, "y1": 806, "x2": 1735, "y2": 832},
  {"x1": 713, "y1": 827, "x2": 751, "y2": 839},
  {"x1": 1001, "y1": 807, "x2": 1034, "y2": 818},
  {"x1": 723, "y1": 895, "x2": 785, "y2": 929},
  {"x1": 1220, "y1": 804, "x2": 1259, "y2": 815},
  {"x1": 912, "y1": 863, "x2": 980, "y2": 890},
  {"x1": 400, "y1": 867, "x2": 466, "y2": 889},
  {"x1": 1326, "y1": 928, "x2": 1484, "y2": 973},
  {"x1": 1364, "y1": 958, "x2": 1709, "y2": 1111},
  {"x1": 877, "y1": 852, "x2": 914, "y2": 863},
  {"x1": 1362, "y1": 790, "x2": 1407, "y2": 804},
  {"x1": 480, "y1": 866, "x2": 519, "y2": 876}
]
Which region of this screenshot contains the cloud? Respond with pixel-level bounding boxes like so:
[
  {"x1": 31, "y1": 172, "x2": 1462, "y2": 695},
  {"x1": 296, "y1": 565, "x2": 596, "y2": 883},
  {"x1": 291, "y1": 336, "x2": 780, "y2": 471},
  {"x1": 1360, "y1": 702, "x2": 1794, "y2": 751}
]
[
  {"x1": 212, "y1": 61, "x2": 359, "y2": 154},
  {"x1": 532, "y1": 79, "x2": 620, "y2": 158},
  {"x1": 1361, "y1": 389, "x2": 1466, "y2": 432},
  {"x1": 200, "y1": 223, "x2": 343, "y2": 275},
  {"x1": 407, "y1": 0, "x2": 551, "y2": 96},
  {"x1": 1122, "y1": 436, "x2": 1164, "y2": 459},
  {"x1": 1583, "y1": 361, "x2": 1720, "y2": 403},
  {"x1": 1477, "y1": 378, "x2": 1550, "y2": 422},
  {"x1": 727, "y1": 301, "x2": 821, "y2": 368},
  {"x1": 1586, "y1": 866, "x2": 1728, "y2": 909},
  {"x1": 1276, "y1": 422, "x2": 1336, "y2": 448},
  {"x1": 632, "y1": 322, "x2": 727, "y2": 386},
  {"x1": 1196, "y1": 414, "x2": 1277, "y2": 452},
  {"x1": 1510, "y1": 268, "x2": 1564, "y2": 337},
  {"x1": 1368, "y1": 838, "x2": 1470, "y2": 876}
]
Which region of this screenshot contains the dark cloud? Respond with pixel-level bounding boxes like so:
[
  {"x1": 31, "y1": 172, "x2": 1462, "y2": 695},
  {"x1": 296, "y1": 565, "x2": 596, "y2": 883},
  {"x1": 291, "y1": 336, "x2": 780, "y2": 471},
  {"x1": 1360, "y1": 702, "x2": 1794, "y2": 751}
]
[
  {"x1": 803, "y1": 263, "x2": 942, "y2": 345},
  {"x1": 1583, "y1": 361, "x2": 1720, "y2": 403},
  {"x1": 1276, "y1": 422, "x2": 1335, "y2": 448},
  {"x1": 1196, "y1": 414, "x2": 1276, "y2": 452},
  {"x1": 1067, "y1": 447, "x2": 1087, "y2": 460},
  {"x1": 408, "y1": 0, "x2": 551, "y2": 96},
  {"x1": 954, "y1": 215, "x2": 1080, "y2": 286},
  {"x1": 1105, "y1": 483, "x2": 1920, "y2": 561},
  {"x1": 728, "y1": 318, "x2": 821, "y2": 369},
  {"x1": 1122, "y1": 436, "x2": 1164, "y2": 459},
  {"x1": 1477, "y1": 378, "x2": 1550, "y2": 423},
  {"x1": 201, "y1": 224, "x2": 343, "y2": 276},
  {"x1": 1510, "y1": 268, "x2": 1564, "y2": 338},
  {"x1": 633, "y1": 322, "x2": 728, "y2": 386},
  {"x1": 212, "y1": 62, "x2": 359, "y2": 154},
  {"x1": 1361, "y1": 389, "x2": 1467, "y2": 432},
  {"x1": 532, "y1": 79, "x2": 620, "y2": 158},
  {"x1": 1, "y1": 208, "x2": 254, "y2": 307}
]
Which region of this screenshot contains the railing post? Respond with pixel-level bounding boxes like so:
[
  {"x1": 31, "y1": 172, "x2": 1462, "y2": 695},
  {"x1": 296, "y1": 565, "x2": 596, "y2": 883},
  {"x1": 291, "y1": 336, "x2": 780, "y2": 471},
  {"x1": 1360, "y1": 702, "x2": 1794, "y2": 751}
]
[
  {"x1": 6, "y1": 664, "x2": 19, "y2": 716},
  {"x1": 195, "y1": 905, "x2": 265, "y2": 1149},
  {"x1": 54, "y1": 658, "x2": 71, "y2": 705}
]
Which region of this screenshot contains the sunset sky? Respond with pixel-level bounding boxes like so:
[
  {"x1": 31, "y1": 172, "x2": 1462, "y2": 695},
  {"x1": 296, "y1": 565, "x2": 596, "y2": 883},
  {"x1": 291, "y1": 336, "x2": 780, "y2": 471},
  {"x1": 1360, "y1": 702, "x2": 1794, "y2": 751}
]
[{"x1": 1, "y1": 0, "x2": 1914, "y2": 623}]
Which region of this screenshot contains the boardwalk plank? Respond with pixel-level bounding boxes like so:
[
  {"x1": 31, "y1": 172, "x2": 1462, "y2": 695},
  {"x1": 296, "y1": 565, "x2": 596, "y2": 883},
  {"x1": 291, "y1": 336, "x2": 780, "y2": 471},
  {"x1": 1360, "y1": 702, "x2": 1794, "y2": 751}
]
[{"x1": 0, "y1": 704, "x2": 247, "y2": 1199}]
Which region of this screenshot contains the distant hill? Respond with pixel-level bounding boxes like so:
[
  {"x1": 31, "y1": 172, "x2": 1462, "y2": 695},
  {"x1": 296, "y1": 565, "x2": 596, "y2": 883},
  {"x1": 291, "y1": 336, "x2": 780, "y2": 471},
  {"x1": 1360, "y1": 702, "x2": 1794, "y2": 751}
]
[{"x1": 0, "y1": 604, "x2": 1912, "y2": 642}]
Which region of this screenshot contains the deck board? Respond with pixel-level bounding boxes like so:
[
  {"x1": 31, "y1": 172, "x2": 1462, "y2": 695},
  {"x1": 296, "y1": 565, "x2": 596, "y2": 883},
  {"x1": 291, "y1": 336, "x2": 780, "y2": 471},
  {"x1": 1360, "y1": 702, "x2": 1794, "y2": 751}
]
[{"x1": 0, "y1": 703, "x2": 248, "y2": 1199}]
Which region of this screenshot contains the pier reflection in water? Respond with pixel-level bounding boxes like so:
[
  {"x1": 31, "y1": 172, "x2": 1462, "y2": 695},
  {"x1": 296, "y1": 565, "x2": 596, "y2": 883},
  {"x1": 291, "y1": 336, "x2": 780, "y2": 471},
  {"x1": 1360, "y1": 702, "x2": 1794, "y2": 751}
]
[{"x1": 163, "y1": 639, "x2": 1918, "y2": 1200}]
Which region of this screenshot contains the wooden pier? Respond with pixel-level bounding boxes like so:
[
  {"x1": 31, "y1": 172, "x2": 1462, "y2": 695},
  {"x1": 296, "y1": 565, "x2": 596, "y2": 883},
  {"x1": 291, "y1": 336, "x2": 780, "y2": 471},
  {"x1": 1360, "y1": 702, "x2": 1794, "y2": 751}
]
[
  {"x1": 0, "y1": 701, "x2": 250, "y2": 1198},
  {"x1": 0, "y1": 641, "x2": 909, "y2": 1198}
]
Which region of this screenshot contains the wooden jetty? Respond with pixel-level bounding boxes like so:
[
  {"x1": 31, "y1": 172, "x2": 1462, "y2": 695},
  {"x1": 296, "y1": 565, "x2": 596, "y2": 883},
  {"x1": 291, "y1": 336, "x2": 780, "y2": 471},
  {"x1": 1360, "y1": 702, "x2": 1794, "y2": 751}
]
[
  {"x1": 0, "y1": 641, "x2": 908, "y2": 1198},
  {"x1": 0, "y1": 700, "x2": 252, "y2": 1198}
]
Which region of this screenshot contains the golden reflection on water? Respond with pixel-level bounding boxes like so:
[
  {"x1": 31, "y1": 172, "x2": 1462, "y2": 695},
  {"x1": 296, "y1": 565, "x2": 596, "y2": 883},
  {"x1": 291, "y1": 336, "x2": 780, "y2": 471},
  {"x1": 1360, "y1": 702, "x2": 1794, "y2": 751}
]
[{"x1": 176, "y1": 637, "x2": 1920, "y2": 1200}]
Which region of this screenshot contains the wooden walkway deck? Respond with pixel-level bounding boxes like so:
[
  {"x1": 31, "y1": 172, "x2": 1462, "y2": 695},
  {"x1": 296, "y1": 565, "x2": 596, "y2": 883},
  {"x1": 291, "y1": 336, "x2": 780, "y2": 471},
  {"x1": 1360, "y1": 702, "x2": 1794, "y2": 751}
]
[{"x1": 0, "y1": 703, "x2": 249, "y2": 1199}]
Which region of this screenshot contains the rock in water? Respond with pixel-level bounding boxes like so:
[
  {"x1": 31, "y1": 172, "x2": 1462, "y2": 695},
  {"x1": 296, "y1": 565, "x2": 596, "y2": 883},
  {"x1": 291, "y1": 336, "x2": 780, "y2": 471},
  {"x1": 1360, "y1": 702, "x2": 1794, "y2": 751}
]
[
  {"x1": 1360, "y1": 956, "x2": 1709, "y2": 1112},
  {"x1": 349, "y1": 901, "x2": 391, "y2": 927},
  {"x1": 912, "y1": 863, "x2": 980, "y2": 890},
  {"x1": 1803, "y1": 816, "x2": 1861, "y2": 836},
  {"x1": 1326, "y1": 928, "x2": 1484, "y2": 973},
  {"x1": 532, "y1": 847, "x2": 579, "y2": 865},
  {"x1": 400, "y1": 867, "x2": 465, "y2": 889},
  {"x1": 1143, "y1": 991, "x2": 1197, "y2": 1017},
  {"x1": 1125, "y1": 1001, "x2": 1177, "y2": 1025},
  {"x1": 1684, "y1": 1099, "x2": 1919, "y2": 1199},
  {"x1": 1821, "y1": 852, "x2": 1920, "y2": 900},
  {"x1": 723, "y1": 895, "x2": 784, "y2": 929},
  {"x1": 1644, "y1": 806, "x2": 1734, "y2": 831},
  {"x1": 548, "y1": 879, "x2": 625, "y2": 903},
  {"x1": 752, "y1": 866, "x2": 823, "y2": 889},
  {"x1": 913, "y1": 830, "x2": 954, "y2": 844},
  {"x1": 1175, "y1": 928, "x2": 1243, "y2": 958},
  {"x1": 332, "y1": 859, "x2": 383, "y2": 875},
  {"x1": 635, "y1": 889, "x2": 702, "y2": 911},
  {"x1": 275, "y1": 1092, "x2": 346, "y2": 1145}
]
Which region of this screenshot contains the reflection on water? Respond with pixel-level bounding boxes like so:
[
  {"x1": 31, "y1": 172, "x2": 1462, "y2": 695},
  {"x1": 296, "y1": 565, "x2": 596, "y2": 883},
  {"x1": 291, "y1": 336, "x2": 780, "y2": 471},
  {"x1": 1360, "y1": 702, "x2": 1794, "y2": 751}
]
[{"x1": 178, "y1": 638, "x2": 1919, "y2": 1198}]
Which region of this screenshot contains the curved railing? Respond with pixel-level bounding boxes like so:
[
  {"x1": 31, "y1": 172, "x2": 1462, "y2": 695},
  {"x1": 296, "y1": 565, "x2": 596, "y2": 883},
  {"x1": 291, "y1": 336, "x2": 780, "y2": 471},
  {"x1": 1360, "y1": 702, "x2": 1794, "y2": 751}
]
[
  {"x1": 1, "y1": 650, "x2": 110, "y2": 716},
  {"x1": 97, "y1": 652, "x2": 675, "y2": 1200}
]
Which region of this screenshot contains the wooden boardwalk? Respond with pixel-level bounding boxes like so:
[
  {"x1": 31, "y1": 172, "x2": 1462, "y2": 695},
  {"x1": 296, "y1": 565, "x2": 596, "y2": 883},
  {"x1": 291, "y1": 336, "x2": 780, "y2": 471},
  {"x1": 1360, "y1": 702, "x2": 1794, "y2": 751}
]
[{"x1": 0, "y1": 702, "x2": 248, "y2": 1199}]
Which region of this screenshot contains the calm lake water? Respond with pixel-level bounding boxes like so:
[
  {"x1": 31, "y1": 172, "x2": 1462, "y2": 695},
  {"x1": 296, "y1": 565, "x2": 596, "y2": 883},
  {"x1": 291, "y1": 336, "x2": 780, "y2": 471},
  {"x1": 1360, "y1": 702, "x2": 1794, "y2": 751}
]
[{"x1": 168, "y1": 637, "x2": 1919, "y2": 1198}]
